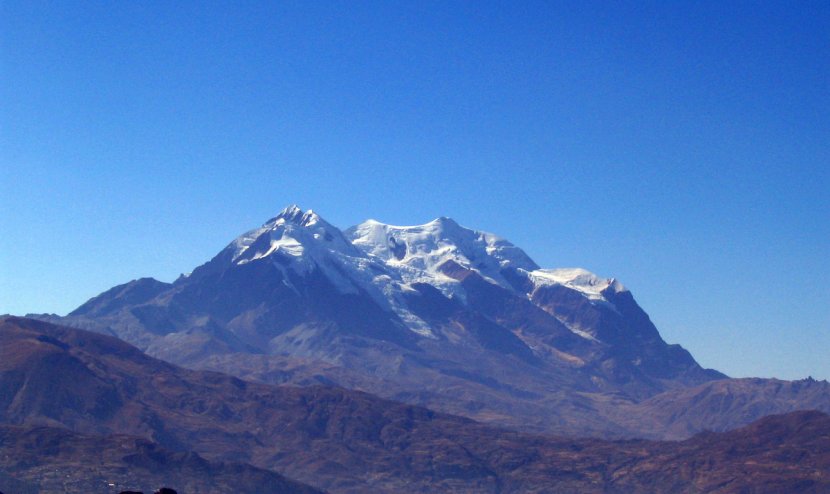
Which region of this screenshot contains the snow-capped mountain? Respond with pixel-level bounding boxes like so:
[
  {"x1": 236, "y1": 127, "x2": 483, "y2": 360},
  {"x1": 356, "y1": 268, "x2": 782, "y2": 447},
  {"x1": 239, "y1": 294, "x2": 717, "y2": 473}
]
[
  {"x1": 194, "y1": 205, "x2": 635, "y2": 344},
  {"x1": 41, "y1": 205, "x2": 727, "y2": 437}
]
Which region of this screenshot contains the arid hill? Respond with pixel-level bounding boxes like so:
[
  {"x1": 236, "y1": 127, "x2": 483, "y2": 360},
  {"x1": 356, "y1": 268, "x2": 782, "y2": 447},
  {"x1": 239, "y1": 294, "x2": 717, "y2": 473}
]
[
  {"x1": 0, "y1": 425, "x2": 323, "y2": 494},
  {"x1": 2, "y1": 316, "x2": 829, "y2": 493}
]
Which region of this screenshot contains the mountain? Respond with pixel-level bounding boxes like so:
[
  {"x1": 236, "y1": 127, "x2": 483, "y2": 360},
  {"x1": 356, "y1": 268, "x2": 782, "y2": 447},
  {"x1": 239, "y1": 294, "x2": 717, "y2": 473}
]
[
  {"x1": 606, "y1": 409, "x2": 830, "y2": 493},
  {"x1": 2, "y1": 317, "x2": 829, "y2": 494},
  {"x1": 621, "y1": 376, "x2": 830, "y2": 440},
  {"x1": 32, "y1": 205, "x2": 827, "y2": 438}
]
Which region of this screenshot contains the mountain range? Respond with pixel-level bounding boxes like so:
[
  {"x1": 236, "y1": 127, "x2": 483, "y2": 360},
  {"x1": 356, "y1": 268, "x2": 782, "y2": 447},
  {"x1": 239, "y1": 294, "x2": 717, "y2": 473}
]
[
  {"x1": 2, "y1": 316, "x2": 830, "y2": 493},
  {"x1": 32, "y1": 205, "x2": 829, "y2": 439}
]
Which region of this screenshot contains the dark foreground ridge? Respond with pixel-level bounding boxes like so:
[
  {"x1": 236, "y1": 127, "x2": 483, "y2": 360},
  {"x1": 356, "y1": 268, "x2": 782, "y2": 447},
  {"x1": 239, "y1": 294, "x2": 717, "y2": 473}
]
[
  {"x1": 0, "y1": 425, "x2": 322, "y2": 493},
  {"x1": 119, "y1": 488, "x2": 176, "y2": 494},
  {"x1": 1, "y1": 316, "x2": 829, "y2": 493}
]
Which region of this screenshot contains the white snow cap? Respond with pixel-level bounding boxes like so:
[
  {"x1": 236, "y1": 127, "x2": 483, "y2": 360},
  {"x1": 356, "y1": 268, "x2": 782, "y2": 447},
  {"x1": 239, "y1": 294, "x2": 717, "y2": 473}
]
[
  {"x1": 230, "y1": 205, "x2": 357, "y2": 263},
  {"x1": 529, "y1": 268, "x2": 626, "y2": 300},
  {"x1": 346, "y1": 216, "x2": 539, "y2": 293},
  {"x1": 263, "y1": 204, "x2": 324, "y2": 229},
  {"x1": 220, "y1": 206, "x2": 629, "y2": 339}
]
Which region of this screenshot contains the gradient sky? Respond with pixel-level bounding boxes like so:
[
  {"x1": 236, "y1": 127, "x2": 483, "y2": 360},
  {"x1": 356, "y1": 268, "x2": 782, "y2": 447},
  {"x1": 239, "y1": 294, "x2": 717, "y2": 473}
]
[{"x1": 2, "y1": 1, "x2": 828, "y2": 380}]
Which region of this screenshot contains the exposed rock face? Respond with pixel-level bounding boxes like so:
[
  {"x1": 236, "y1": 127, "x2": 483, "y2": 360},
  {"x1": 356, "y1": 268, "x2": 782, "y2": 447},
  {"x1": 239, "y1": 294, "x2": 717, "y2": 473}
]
[{"x1": 1, "y1": 317, "x2": 829, "y2": 494}]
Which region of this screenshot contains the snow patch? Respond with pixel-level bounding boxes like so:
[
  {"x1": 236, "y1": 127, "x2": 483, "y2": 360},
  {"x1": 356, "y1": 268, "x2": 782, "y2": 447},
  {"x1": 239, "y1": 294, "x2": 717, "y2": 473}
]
[
  {"x1": 529, "y1": 268, "x2": 625, "y2": 300},
  {"x1": 346, "y1": 217, "x2": 538, "y2": 299}
]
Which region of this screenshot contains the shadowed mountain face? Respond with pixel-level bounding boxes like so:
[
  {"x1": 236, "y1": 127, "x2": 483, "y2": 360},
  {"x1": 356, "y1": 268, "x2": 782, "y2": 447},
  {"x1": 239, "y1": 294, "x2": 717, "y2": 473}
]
[
  {"x1": 32, "y1": 206, "x2": 740, "y2": 438},
  {"x1": 1, "y1": 317, "x2": 829, "y2": 494}
]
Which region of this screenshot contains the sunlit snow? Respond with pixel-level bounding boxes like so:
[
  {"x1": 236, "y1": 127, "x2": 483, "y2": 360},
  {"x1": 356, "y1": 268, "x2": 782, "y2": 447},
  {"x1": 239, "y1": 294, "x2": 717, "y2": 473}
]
[{"x1": 220, "y1": 206, "x2": 628, "y2": 341}]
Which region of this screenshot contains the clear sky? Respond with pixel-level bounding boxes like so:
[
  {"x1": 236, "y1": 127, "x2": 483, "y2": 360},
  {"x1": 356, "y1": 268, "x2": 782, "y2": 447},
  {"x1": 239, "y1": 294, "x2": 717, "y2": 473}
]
[{"x1": 2, "y1": 1, "x2": 828, "y2": 380}]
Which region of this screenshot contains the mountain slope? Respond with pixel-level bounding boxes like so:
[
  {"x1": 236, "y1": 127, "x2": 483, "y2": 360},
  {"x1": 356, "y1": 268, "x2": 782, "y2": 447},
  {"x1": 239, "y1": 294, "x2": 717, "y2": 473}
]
[
  {"x1": 0, "y1": 425, "x2": 323, "y2": 494},
  {"x1": 607, "y1": 410, "x2": 830, "y2": 493},
  {"x1": 621, "y1": 376, "x2": 830, "y2": 439},
  {"x1": 1, "y1": 317, "x2": 829, "y2": 494}
]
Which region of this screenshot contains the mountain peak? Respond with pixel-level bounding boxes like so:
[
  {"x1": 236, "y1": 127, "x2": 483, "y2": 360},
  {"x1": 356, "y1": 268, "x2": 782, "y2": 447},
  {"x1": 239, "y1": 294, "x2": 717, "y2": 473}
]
[
  {"x1": 279, "y1": 204, "x2": 303, "y2": 220},
  {"x1": 263, "y1": 204, "x2": 324, "y2": 229},
  {"x1": 225, "y1": 206, "x2": 356, "y2": 267},
  {"x1": 428, "y1": 216, "x2": 460, "y2": 228}
]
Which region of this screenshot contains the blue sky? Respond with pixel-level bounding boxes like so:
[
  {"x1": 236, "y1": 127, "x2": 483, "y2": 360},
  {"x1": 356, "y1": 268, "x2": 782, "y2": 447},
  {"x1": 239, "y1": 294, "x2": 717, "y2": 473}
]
[{"x1": 2, "y1": 1, "x2": 828, "y2": 380}]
